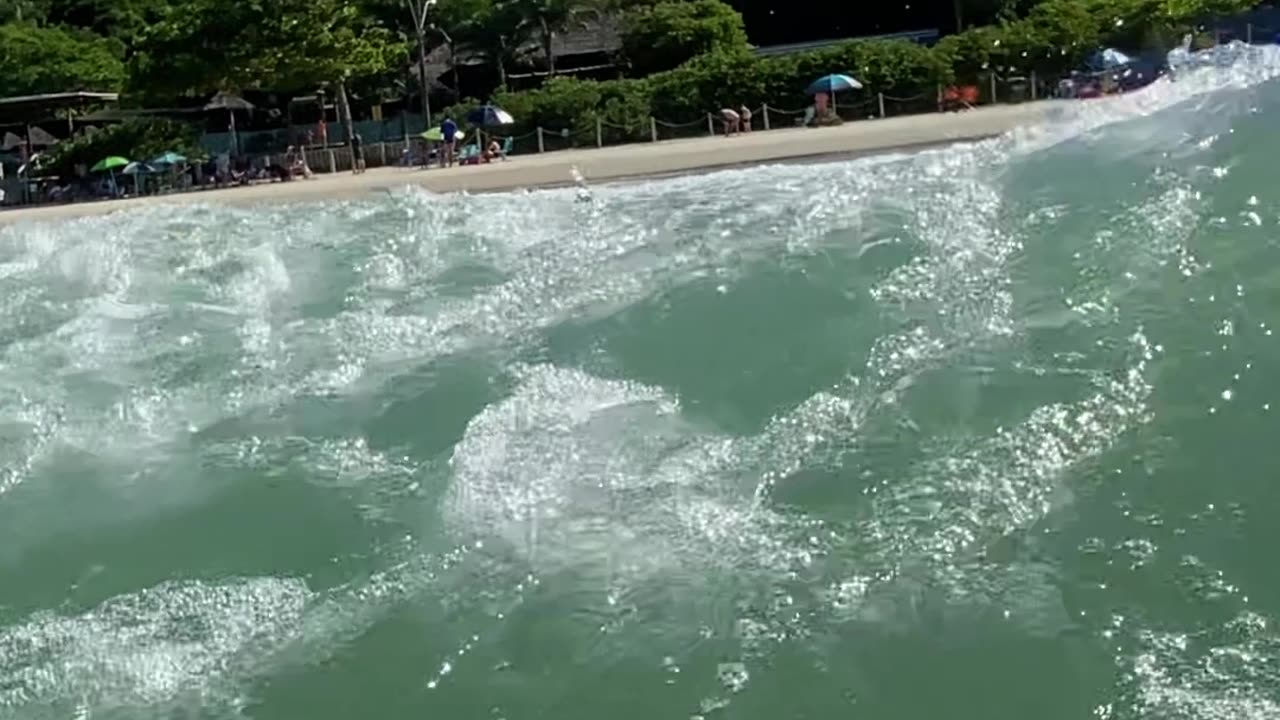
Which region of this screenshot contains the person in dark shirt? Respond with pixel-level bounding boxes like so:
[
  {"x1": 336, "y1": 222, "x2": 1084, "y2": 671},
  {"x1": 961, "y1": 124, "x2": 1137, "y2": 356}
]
[
  {"x1": 351, "y1": 133, "x2": 365, "y2": 174},
  {"x1": 441, "y1": 116, "x2": 458, "y2": 167}
]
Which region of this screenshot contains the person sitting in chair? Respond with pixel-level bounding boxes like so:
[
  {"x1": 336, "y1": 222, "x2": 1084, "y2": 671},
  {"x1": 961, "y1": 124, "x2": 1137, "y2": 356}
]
[{"x1": 485, "y1": 138, "x2": 504, "y2": 162}]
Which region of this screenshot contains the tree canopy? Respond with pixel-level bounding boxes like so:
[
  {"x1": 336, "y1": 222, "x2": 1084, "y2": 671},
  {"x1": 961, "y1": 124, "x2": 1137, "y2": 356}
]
[
  {"x1": 127, "y1": 0, "x2": 405, "y2": 99},
  {"x1": 620, "y1": 0, "x2": 750, "y2": 75},
  {"x1": 0, "y1": 22, "x2": 126, "y2": 97}
]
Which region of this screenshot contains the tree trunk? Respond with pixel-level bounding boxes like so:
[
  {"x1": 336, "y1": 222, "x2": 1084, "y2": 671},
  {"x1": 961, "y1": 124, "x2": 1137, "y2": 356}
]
[
  {"x1": 450, "y1": 41, "x2": 460, "y2": 99},
  {"x1": 497, "y1": 54, "x2": 508, "y2": 88},
  {"x1": 541, "y1": 18, "x2": 555, "y2": 76},
  {"x1": 416, "y1": 30, "x2": 433, "y2": 127},
  {"x1": 335, "y1": 77, "x2": 362, "y2": 173}
]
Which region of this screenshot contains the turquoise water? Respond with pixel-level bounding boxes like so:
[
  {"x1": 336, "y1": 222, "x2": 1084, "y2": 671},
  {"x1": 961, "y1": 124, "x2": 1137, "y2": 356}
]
[{"x1": 4, "y1": 46, "x2": 1280, "y2": 719}]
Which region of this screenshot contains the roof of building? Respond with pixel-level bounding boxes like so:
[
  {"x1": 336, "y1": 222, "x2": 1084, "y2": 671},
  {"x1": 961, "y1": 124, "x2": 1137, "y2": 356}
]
[
  {"x1": 751, "y1": 29, "x2": 940, "y2": 57},
  {"x1": 0, "y1": 91, "x2": 119, "y2": 111},
  {"x1": 419, "y1": 14, "x2": 623, "y2": 78},
  {"x1": 0, "y1": 92, "x2": 120, "y2": 125}
]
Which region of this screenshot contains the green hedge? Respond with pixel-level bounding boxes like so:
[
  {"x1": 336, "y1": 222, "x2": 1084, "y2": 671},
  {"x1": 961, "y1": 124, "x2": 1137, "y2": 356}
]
[{"x1": 447, "y1": 0, "x2": 1258, "y2": 144}]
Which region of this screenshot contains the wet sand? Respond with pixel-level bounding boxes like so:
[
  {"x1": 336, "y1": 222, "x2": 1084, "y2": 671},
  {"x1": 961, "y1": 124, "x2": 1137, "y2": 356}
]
[{"x1": 0, "y1": 102, "x2": 1055, "y2": 225}]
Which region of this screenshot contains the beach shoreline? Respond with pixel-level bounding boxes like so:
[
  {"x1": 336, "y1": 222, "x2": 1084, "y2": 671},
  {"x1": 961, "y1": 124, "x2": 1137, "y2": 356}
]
[{"x1": 0, "y1": 101, "x2": 1055, "y2": 225}]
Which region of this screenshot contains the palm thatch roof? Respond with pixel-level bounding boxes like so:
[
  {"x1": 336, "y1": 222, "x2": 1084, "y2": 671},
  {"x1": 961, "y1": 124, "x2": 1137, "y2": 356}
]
[{"x1": 418, "y1": 14, "x2": 622, "y2": 79}]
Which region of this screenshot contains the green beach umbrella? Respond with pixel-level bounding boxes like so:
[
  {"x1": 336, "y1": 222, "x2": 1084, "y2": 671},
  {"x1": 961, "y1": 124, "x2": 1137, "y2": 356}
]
[
  {"x1": 420, "y1": 127, "x2": 445, "y2": 142},
  {"x1": 91, "y1": 156, "x2": 130, "y2": 172},
  {"x1": 90, "y1": 156, "x2": 130, "y2": 198}
]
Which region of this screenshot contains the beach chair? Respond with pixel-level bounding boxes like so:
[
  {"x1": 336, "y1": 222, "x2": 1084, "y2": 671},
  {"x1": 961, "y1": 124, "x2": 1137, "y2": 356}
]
[
  {"x1": 458, "y1": 143, "x2": 481, "y2": 164},
  {"x1": 499, "y1": 136, "x2": 513, "y2": 159}
]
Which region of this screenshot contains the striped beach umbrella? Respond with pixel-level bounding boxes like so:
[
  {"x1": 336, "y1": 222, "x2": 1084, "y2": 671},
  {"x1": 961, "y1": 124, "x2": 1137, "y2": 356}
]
[{"x1": 805, "y1": 74, "x2": 863, "y2": 95}]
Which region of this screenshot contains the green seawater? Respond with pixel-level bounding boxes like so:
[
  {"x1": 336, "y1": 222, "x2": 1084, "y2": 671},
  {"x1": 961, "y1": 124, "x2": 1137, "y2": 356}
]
[{"x1": 4, "y1": 47, "x2": 1280, "y2": 719}]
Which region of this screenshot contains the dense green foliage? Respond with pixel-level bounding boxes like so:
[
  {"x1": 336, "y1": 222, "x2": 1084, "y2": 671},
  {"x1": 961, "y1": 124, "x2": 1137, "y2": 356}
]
[
  {"x1": 620, "y1": 0, "x2": 750, "y2": 74},
  {"x1": 127, "y1": 0, "x2": 406, "y2": 99},
  {"x1": 38, "y1": 117, "x2": 204, "y2": 176},
  {"x1": 0, "y1": 22, "x2": 126, "y2": 97}
]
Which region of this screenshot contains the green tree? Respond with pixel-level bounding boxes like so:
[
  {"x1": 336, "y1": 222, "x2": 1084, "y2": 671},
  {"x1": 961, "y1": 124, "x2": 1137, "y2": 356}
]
[
  {"x1": 620, "y1": 0, "x2": 748, "y2": 75},
  {"x1": 129, "y1": 0, "x2": 405, "y2": 98},
  {"x1": 0, "y1": 22, "x2": 126, "y2": 97},
  {"x1": 0, "y1": 0, "x2": 49, "y2": 24},
  {"x1": 43, "y1": 0, "x2": 172, "y2": 46}
]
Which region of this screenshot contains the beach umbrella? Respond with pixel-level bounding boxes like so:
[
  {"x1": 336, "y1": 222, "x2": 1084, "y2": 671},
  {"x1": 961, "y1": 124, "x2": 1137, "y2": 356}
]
[
  {"x1": 91, "y1": 156, "x2": 129, "y2": 173},
  {"x1": 205, "y1": 92, "x2": 255, "y2": 156},
  {"x1": 420, "y1": 127, "x2": 445, "y2": 142},
  {"x1": 805, "y1": 74, "x2": 863, "y2": 118},
  {"x1": 91, "y1": 156, "x2": 129, "y2": 198},
  {"x1": 150, "y1": 151, "x2": 187, "y2": 166},
  {"x1": 122, "y1": 161, "x2": 153, "y2": 196},
  {"x1": 3, "y1": 127, "x2": 58, "y2": 151},
  {"x1": 806, "y1": 74, "x2": 863, "y2": 95},
  {"x1": 465, "y1": 105, "x2": 514, "y2": 128}
]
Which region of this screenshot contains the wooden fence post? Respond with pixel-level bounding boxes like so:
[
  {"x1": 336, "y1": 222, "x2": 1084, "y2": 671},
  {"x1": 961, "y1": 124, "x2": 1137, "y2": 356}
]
[
  {"x1": 877, "y1": 93, "x2": 886, "y2": 118},
  {"x1": 650, "y1": 117, "x2": 657, "y2": 142},
  {"x1": 537, "y1": 127, "x2": 545, "y2": 153},
  {"x1": 596, "y1": 116, "x2": 603, "y2": 148},
  {"x1": 762, "y1": 104, "x2": 770, "y2": 130},
  {"x1": 707, "y1": 113, "x2": 715, "y2": 136}
]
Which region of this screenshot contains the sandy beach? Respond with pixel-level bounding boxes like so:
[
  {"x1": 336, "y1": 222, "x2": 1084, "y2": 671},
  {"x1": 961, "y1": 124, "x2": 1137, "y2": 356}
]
[{"x1": 0, "y1": 101, "x2": 1055, "y2": 225}]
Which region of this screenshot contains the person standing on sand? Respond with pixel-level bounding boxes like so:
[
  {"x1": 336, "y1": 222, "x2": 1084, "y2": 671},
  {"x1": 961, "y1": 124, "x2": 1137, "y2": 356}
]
[
  {"x1": 719, "y1": 107, "x2": 740, "y2": 136},
  {"x1": 441, "y1": 116, "x2": 459, "y2": 167},
  {"x1": 351, "y1": 133, "x2": 365, "y2": 174},
  {"x1": 739, "y1": 105, "x2": 752, "y2": 132}
]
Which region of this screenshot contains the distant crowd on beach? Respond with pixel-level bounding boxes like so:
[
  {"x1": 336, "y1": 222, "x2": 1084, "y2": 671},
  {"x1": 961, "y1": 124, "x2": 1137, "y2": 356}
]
[{"x1": 399, "y1": 114, "x2": 509, "y2": 170}]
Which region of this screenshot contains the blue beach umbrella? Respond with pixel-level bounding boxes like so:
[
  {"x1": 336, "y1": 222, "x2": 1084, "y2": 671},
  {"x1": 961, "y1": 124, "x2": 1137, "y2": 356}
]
[
  {"x1": 150, "y1": 151, "x2": 187, "y2": 167},
  {"x1": 806, "y1": 74, "x2": 863, "y2": 118},
  {"x1": 805, "y1": 73, "x2": 863, "y2": 95},
  {"x1": 465, "y1": 105, "x2": 515, "y2": 128}
]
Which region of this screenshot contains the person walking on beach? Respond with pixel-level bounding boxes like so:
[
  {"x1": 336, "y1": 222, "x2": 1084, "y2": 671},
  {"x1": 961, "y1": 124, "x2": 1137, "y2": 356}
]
[
  {"x1": 719, "y1": 107, "x2": 740, "y2": 136},
  {"x1": 441, "y1": 115, "x2": 459, "y2": 167},
  {"x1": 351, "y1": 133, "x2": 365, "y2": 174}
]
